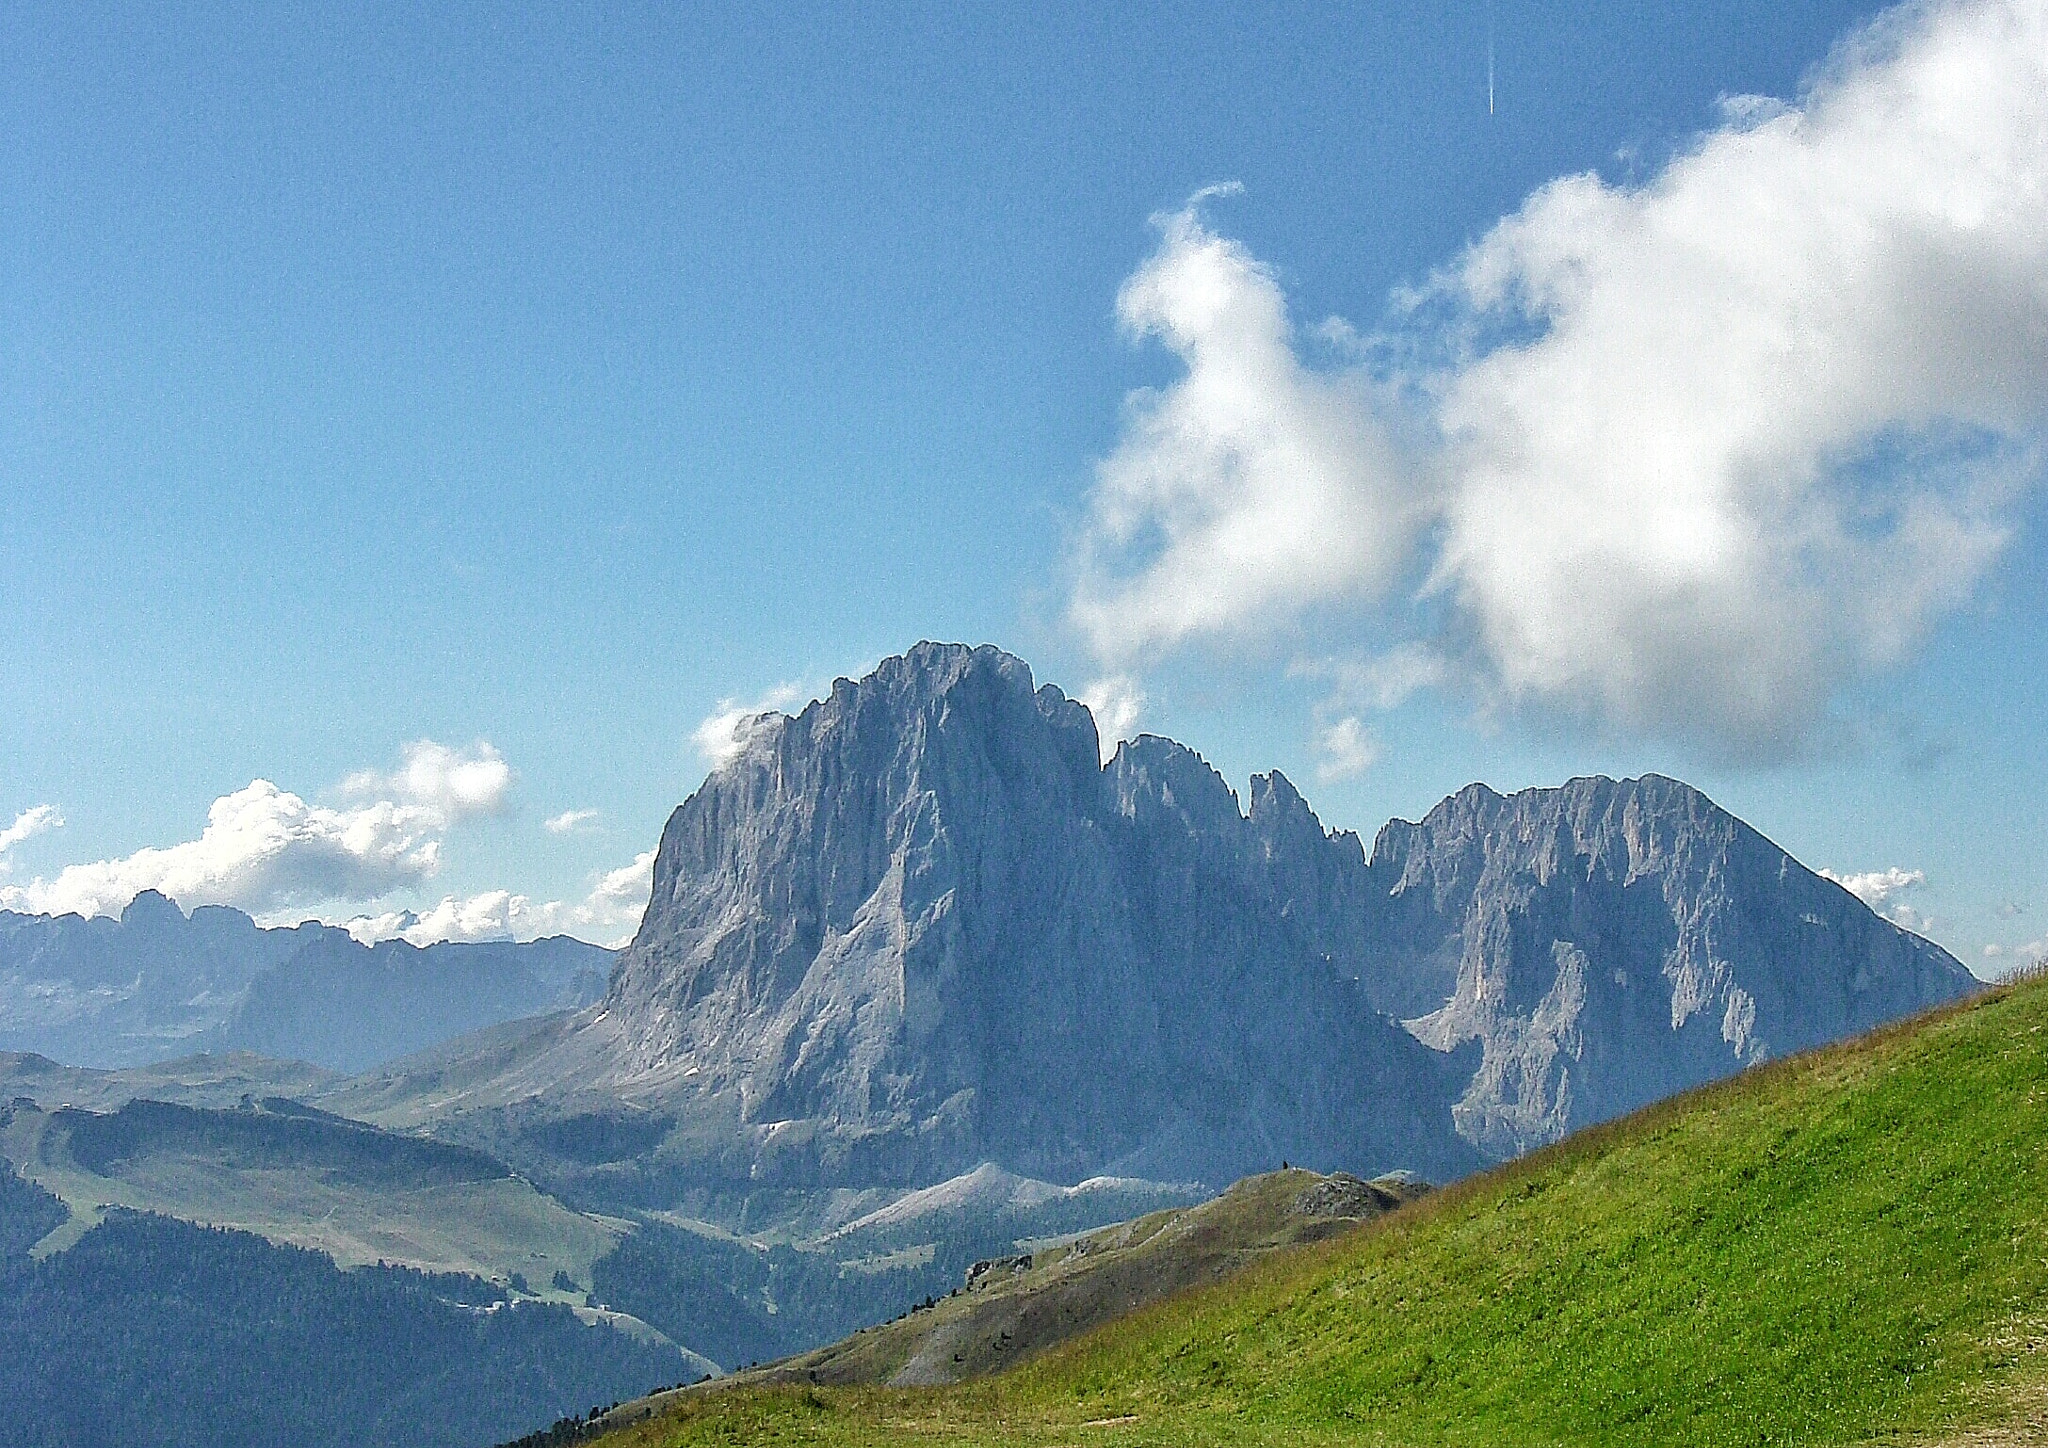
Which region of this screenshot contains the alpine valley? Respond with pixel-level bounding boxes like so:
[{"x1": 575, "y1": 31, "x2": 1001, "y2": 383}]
[{"x1": 0, "y1": 645, "x2": 1980, "y2": 1448}]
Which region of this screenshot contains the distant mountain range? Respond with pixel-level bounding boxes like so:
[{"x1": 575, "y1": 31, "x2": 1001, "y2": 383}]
[
  {"x1": 330, "y1": 643, "x2": 1976, "y2": 1207},
  {"x1": 0, "y1": 892, "x2": 610, "y2": 1072}
]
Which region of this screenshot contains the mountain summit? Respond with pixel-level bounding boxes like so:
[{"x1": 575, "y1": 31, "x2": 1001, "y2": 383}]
[
  {"x1": 601, "y1": 642, "x2": 1479, "y2": 1186},
  {"x1": 1252, "y1": 772, "x2": 1975, "y2": 1156},
  {"x1": 343, "y1": 644, "x2": 1974, "y2": 1197}
]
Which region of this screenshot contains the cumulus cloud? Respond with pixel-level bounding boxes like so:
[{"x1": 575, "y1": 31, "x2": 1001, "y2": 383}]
[
  {"x1": 341, "y1": 849, "x2": 656, "y2": 950},
  {"x1": 692, "y1": 683, "x2": 809, "y2": 768},
  {"x1": 0, "y1": 740, "x2": 653, "y2": 947},
  {"x1": 1071, "y1": 0, "x2": 2048, "y2": 757},
  {"x1": 1295, "y1": 645, "x2": 1451, "y2": 715},
  {"x1": 0, "y1": 781, "x2": 446, "y2": 919},
  {"x1": 1313, "y1": 716, "x2": 1381, "y2": 783},
  {"x1": 1068, "y1": 190, "x2": 1429, "y2": 666},
  {"x1": 0, "y1": 740, "x2": 517, "y2": 922},
  {"x1": 0, "y1": 805, "x2": 62, "y2": 856},
  {"x1": 544, "y1": 809, "x2": 600, "y2": 835},
  {"x1": 1078, "y1": 676, "x2": 1146, "y2": 761},
  {"x1": 1821, "y1": 865, "x2": 1935, "y2": 932},
  {"x1": 586, "y1": 849, "x2": 657, "y2": 924},
  {"x1": 1820, "y1": 864, "x2": 1924, "y2": 903},
  {"x1": 341, "y1": 740, "x2": 511, "y2": 820}
]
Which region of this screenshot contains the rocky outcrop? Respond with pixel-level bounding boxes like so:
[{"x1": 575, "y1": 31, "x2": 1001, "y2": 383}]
[
  {"x1": 345, "y1": 643, "x2": 1977, "y2": 1194},
  {"x1": 1343, "y1": 777, "x2": 1976, "y2": 1156},
  {"x1": 597, "y1": 643, "x2": 1479, "y2": 1189}
]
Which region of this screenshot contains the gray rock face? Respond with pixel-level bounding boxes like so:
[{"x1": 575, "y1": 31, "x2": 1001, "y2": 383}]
[
  {"x1": 1261, "y1": 776, "x2": 1978, "y2": 1157},
  {"x1": 0, "y1": 893, "x2": 611, "y2": 1073},
  {"x1": 600, "y1": 643, "x2": 1480, "y2": 1189},
  {"x1": 357, "y1": 643, "x2": 1976, "y2": 1192}
]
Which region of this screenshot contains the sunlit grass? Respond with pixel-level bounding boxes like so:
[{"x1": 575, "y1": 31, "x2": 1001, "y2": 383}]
[{"x1": 585, "y1": 973, "x2": 2048, "y2": 1447}]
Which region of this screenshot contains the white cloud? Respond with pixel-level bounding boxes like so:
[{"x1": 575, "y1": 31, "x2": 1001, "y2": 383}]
[
  {"x1": 1313, "y1": 716, "x2": 1381, "y2": 783},
  {"x1": 341, "y1": 740, "x2": 511, "y2": 820},
  {"x1": 0, "y1": 740, "x2": 514, "y2": 922},
  {"x1": 340, "y1": 849, "x2": 656, "y2": 950},
  {"x1": 0, "y1": 740, "x2": 653, "y2": 947},
  {"x1": 1819, "y1": 865, "x2": 1926, "y2": 908},
  {"x1": 1982, "y1": 937, "x2": 2047, "y2": 979},
  {"x1": 1295, "y1": 644, "x2": 1451, "y2": 714},
  {"x1": 544, "y1": 809, "x2": 600, "y2": 835},
  {"x1": 0, "y1": 804, "x2": 62, "y2": 856},
  {"x1": 1070, "y1": 0, "x2": 2048, "y2": 757},
  {"x1": 588, "y1": 848, "x2": 656, "y2": 917},
  {"x1": 1067, "y1": 194, "x2": 1429, "y2": 666},
  {"x1": 0, "y1": 781, "x2": 445, "y2": 919},
  {"x1": 1078, "y1": 675, "x2": 1146, "y2": 762},
  {"x1": 1820, "y1": 865, "x2": 1936, "y2": 933},
  {"x1": 692, "y1": 683, "x2": 809, "y2": 768}
]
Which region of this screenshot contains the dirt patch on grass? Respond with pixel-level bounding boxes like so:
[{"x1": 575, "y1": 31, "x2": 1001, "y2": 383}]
[{"x1": 1934, "y1": 1382, "x2": 2048, "y2": 1446}]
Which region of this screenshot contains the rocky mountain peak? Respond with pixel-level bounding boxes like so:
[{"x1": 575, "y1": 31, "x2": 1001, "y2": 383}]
[
  {"x1": 587, "y1": 645, "x2": 1480, "y2": 1189},
  {"x1": 119, "y1": 889, "x2": 186, "y2": 928},
  {"x1": 398, "y1": 647, "x2": 1973, "y2": 1199},
  {"x1": 1357, "y1": 771, "x2": 1974, "y2": 1156}
]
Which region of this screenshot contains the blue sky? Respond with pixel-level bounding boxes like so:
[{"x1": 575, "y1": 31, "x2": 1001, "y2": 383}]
[{"x1": 3, "y1": 0, "x2": 2043, "y2": 968}]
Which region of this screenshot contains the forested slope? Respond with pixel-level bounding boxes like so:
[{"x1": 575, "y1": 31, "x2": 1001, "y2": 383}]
[{"x1": 0, "y1": 1156, "x2": 688, "y2": 1448}]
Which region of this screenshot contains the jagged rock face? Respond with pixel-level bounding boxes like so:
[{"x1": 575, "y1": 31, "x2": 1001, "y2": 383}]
[
  {"x1": 576, "y1": 644, "x2": 1976, "y2": 1186},
  {"x1": 0, "y1": 893, "x2": 329, "y2": 1068},
  {"x1": 0, "y1": 891, "x2": 612, "y2": 1075},
  {"x1": 605, "y1": 643, "x2": 1478, "y2": 1188},
  {"x1": 1336, "y1": 777, "x2": 1977, "y2": 1157}
]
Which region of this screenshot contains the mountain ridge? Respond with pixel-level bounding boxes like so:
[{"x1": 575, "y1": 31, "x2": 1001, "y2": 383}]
[
  {"x1": 331, "y1": 642, "x2": 1974, "y2": 1211},
  {"x1": 0, "y1": 892, "x2": 612, "y2": 1072}
]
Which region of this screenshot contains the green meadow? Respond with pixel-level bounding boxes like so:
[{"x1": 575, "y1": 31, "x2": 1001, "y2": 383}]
[{"x1": 581, "y1": 972, "x2": 2048, "y2": 1448}]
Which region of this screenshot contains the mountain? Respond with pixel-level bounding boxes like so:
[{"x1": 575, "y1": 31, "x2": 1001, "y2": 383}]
[
  {"x1": 1248, "y1": 771, "x2": 1977, "y2": 1155},
  {"x1": 0, "y1": 892, "x2": 611, "y2": 1073},
  {"x1": 562, "y1": 972, "x2": 2048, "y2": 1448},
  {"x1": 335, "y1": 642, "x2": 1972, "y2": 1211},
  {"x1": 212, "y1": 932, "x2": 610, "y2": 1074},
  {"x1": 0, "y1": 892, "x2": 329, "y2": 1067},
  {"x1": 336, "y1": 643, "x2": 1487, "y2": 1200}
]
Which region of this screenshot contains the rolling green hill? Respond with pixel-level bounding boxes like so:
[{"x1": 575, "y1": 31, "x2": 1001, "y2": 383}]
[
  {"x1": 0, "y1": 1095, "x2": 623, "y2": 1287},
  {"x1": 569, "y1": 971, "x2": 2048, "y2": 1448}
]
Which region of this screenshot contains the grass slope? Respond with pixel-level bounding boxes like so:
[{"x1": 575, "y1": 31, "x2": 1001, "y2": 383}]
[
  {"x1": 714, "y1": 1169, "x2": 1423, "y2": 1391},
  {"x1": 578, "y1": 972, "x2": 2048, "y2": 1448}
]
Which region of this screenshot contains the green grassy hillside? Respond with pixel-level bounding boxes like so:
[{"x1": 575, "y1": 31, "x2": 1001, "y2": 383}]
[
  {"x1": 721, "y1": 1168, "x2": 1423, "y2": 1391},
  {"x1": 576, "y1": 971, "x2": 2048, "y2": 1448}
]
